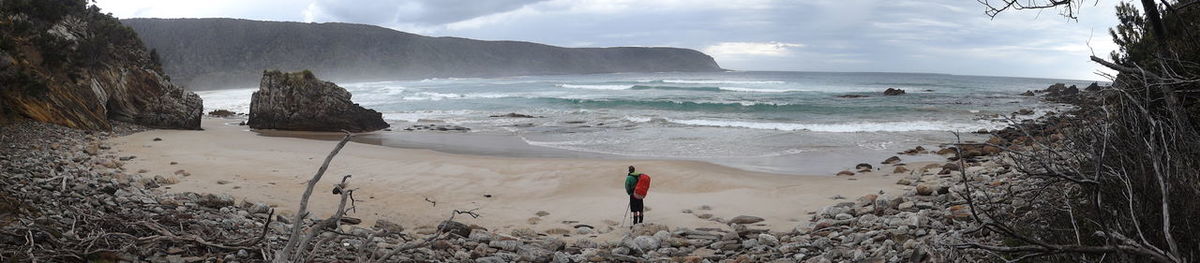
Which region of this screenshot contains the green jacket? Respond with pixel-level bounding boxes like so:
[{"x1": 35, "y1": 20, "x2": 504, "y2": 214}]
[{"x1": 625, "y1": 173, "x2": 641, "y2": 195}]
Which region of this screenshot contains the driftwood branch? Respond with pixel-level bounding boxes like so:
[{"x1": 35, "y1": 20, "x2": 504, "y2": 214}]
[{"x1": 275, "y1": 131, "x2": 353, "y2": 262}]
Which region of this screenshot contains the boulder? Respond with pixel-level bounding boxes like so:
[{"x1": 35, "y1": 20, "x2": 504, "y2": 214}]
[
  {"x1": 947, "y1": 204, "x2": 972, "y2": 220},
  {"x1": 942, "y1": 162, "x2": 961, "y2": 171},
  {"x1": 881, "y1": 156, "x2": 901, "y2": 165},
  {"x1": 729, "y1": 215, "x2": 765, "y2": 225},
  {"x1": 915, "y1": 184, "x2": 946, "y2": 196},
  {"x1": 633, "y1": 236, "x2": 661, "y2": 251},
  {"x1": 632, "y1": 223, "x2": 669, "y2": 236},
  {"x1": 437, "y1": 220, "x2": 472, "y2": 238},
  {"x1": 893, "y1": 166, "x2": 910, "y2": 174},
  {"x1": 837, "y1": 170, "x2": 855, "y2": 176},
  {"x1": 1020, "y1": 90, "x2": 1035, "y2": 96},
  {"x1": 757, "y1": 233, "x2": 780, "y2": 247},
  {"x1": 1085, "y1": 82, "x2": 1103, "y2": 91},
  {"x1": 1044, "y1": 83, "x2": 1080, "y2": 97},
  {"x1": 208, "y1": 109, "x2": 235, "y2": 117},
  {"x1": 882, "y1": 88, "x2": 906, "y2": 96},
  {"x1": 517, "y1": 244, "x2": 552, "y2": 262},
  {"x1": 197, "y1": 193, "x2": 234, "y2": 208},
  {"x1": 856, "y1": 163, "x2": 873, "y2": 171},
  {"x1": 898, "y1": 146, "x2": 927, "y2": 155},
  {"x1": 374, "y1": 219, "x2": 404, "y2": 233},
  {"x1": 248, "y1": 70, "x2": 388, "y2": 132}
]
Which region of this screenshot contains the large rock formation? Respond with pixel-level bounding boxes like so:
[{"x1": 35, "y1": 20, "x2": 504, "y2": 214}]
[
  {"x1": 0, "y1": 0, "x2": 203, "y2": 130},
  {"x1": 121, "y1": 18, "x2": 724, "y2": 90},
  {"x1": 248, "y1": 70, "x2": 388, "y2": 132}
]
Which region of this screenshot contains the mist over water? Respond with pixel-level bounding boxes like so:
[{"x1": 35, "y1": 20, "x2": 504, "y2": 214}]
[{"x1": 198, "y1": 71, "x2": 1093, "y2": 174}]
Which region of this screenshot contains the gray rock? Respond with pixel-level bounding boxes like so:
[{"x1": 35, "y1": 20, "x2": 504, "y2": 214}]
[
  {"x1": 197, "y1": 193, "x2": 234, "y2": 208},
  {"x1": 729, "y1": 215, "x2": 765, "y2": 225},
  {"x1": 489, "y1": 240, "x2": 520, "y2": 251},
  {"x1": 475, "y1": 256, "x2": 506, "y2": 263},
  {"x1": 374, "y1": 219, "x2": 404, "y2": 233},
  {"x1": 248, "y1": 70, "x2": 388, "y2": 132},
  {"x1": 653, "y1": 230, "x2": 671, "y2": 243},
  {"x1": 469, "y1": 229, "x2": 494, "y2": 242},
  {"x1": 517, "y1": 244, "x2": 552, "y2": 262},
  {"x1": 437, "y1": 220, "x2": 471, "y2": 238},
  {"x1": 552, "y1": 251, "x2": 571, "y2": 263},
  {"x1": 634, "y1": 235, "x2": 661, "y2": 251},
  {"x1": 856, "y1": 163, "x2": 874, "y2": 171},
  {"x1": 757, "y1": 233, "x2": 780, "y2": 247}
]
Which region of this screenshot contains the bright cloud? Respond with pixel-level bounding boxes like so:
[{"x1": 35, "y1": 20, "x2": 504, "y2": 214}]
[
  {"x1": 95, "y1": 0, "x2": 1123, "y2": 80},
  {"x1": 703, "y1": 42, "x2": 804, "y2": 57}
]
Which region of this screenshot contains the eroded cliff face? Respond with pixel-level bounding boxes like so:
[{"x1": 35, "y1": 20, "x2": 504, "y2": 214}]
[
  {"x1": 248, "y1": 70, "x2": 388, "y2": 132},
  {"x1": 0, "y1": 0, "x2": 202, "y2": 130}
]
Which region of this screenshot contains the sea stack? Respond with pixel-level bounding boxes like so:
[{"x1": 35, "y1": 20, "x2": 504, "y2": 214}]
[{"x1": 248, "y1": 70, "x2": 388, "y2": 132}]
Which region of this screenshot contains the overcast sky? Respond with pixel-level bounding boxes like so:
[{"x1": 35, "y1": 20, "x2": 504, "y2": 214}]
[{"x1": 95, "y1": 0, "x2": 1123, "y2": 80}]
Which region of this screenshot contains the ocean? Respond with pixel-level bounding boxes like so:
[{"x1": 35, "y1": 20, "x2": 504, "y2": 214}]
[{"x1": 197, "y1": 71, "x2": 1094, "y2": 174}]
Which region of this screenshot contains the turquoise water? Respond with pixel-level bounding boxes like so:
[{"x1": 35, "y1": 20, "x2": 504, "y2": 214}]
[{"x1": 199, "y1": 71, "x2": 1095, "y2": 174}]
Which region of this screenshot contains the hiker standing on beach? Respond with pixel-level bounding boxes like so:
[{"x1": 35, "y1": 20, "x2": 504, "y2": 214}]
[{"x1": 625, "y1": 166, "x2": 651, "y2": 225}]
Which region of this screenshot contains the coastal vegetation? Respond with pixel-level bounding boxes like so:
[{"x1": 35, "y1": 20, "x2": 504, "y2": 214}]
[
  {"x1": 0, "y1": 0, "x2": 203, "y2": 130},
  {"x1": 947, "y1": 0, "x2": 1200, "y2": 262}
]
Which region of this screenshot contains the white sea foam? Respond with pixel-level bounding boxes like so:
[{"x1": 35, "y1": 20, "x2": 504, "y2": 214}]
[
  {"x1": 666, "y1": 119, "x2": 1005, "y2": 132},
  {"x1": 717, "y1": 87, "x2": 796, "y2": 93},
  {"x1": 400, "y1": 92, "x2": 514, "y2": 101},
  {"x1": 559, "y1": 84, "x2": 797, "y2": 93},
  {"x1": 623, "y1": 116, "x2": 653, "y2": 123},
  {"x1": 381, "y1": 110, "x2": 477, "y2": 122},
  {"x1": 661, "y1": 79, "x2": 785, "y2": 84},
  {"x1": 557, "y1": 84, "x2": 633, "y2": 90},
  {"x1": 195, "y1": 88, "x2": 256, "y2": 114}
]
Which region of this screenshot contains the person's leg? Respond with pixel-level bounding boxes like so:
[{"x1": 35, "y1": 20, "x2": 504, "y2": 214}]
[
  {"x1": 629, "y1": 196, "x2": 640, "y2": 225},
  {"x1": 633, "y1": 198, "x2": 644, "y2": 224}
]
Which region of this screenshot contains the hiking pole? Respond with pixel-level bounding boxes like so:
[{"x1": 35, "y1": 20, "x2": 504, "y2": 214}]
[{"x1": 620, "y1": 202, "x2": 630, "y2": 228}]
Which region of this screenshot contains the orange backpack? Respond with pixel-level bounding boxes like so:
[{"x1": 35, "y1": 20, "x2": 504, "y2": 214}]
[{"x1": 633, "y1": 174, "x2": 651, "y2": 199}]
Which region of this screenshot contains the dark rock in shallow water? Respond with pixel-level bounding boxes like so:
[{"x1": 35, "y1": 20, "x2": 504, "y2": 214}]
[
  {"x1": 1043, "y1": 83, "x2": 1080, "y2": 97},
  {"x1": 883, "y1": 88, "x2": 906, "y2": 96},
  {"x1": 1020, "y1": 90, "x2": 1036, "y2": 96},
  {"x1": 490, "y1": 113, "x2": 538, "y2": 118},
  {"x1": 208, "y1": 109, "x2": 235, "y2": 117},
  {"x1": 856, "y1": 163, "x2": 873, "y2": 171},
  {"x1": 248, "y1": 70, "x2": 388, "y2": 132},
  {"x1": 837, "y1": 94, "x2": 869, "y2": 98},
  {"x1": 881, "y1": 156, "x2": 901, "y2": 165}
]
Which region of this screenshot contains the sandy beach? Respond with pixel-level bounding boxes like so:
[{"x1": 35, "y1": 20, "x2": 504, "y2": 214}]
[{"x1": 111, "y1": 118, "x2": 914, "y2": 236}]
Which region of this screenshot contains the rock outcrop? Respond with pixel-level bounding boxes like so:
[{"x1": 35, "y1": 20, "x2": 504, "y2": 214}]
[
  {"x1": 0, "y1": 1, "x2": 202, "y2": 130},
  {"x1": 883, "y1": 88, "x2": 907, "y2": 96},
  {"x1": 248, "y1": 70, "x2": 388, "y2": 132}
]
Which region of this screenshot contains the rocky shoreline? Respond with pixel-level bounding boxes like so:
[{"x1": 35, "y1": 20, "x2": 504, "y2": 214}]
[
  {"x1": 0, "y1": 83, "x2": 1088, "y2": 262},
  {"x1": 0, "y1": 122, "x2": 1038, "y2": 263}
]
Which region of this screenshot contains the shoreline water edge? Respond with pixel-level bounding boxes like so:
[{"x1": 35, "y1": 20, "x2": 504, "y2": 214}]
[{"x1": 0, "y1": 81, "x2": 1094, "y2": 262}]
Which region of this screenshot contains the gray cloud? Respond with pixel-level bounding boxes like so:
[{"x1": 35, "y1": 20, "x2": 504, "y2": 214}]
[
  {"x1": 96, "y1": 0, "x2": 1121, "y2": 80},
  {"x1": 305, "y1": 0, "x2": 547, "y2": 25}
]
